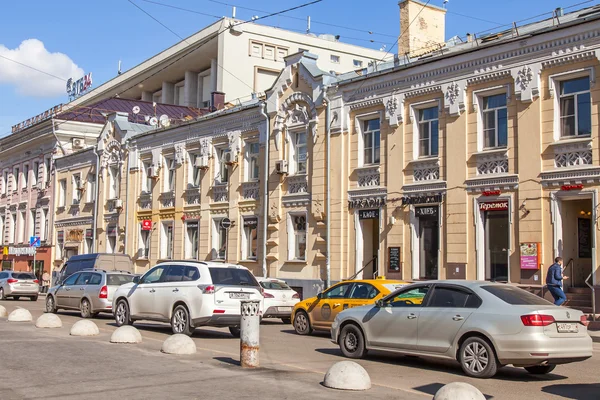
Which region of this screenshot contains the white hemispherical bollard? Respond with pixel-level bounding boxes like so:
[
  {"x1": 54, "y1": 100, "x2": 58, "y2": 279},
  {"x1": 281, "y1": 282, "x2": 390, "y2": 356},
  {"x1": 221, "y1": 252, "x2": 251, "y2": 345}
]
[
  {"x1": 161, "y1": 334, "x2": 196, "y2": 355},
  {"x1": 323, "y1": 361, "x2": 371, "y2": 391},
  {"x1": 7, "y1": 308, "x2": 33, "y2": 322},
  {"x1": 35, "y1": 313, "x2": 62, "y2": 328},
  {"x1": 110, "y1": 326, "x2": 142, "y2": 344},
  {"x1": 0, "y1": 305, "x2": 7, "y2": 317},
  {"x1": 70, "y1": 320, "x2": 99, "y2": 336},
  {"x1": 433, "y1": 382, "x2": 486, "y2": 400}
]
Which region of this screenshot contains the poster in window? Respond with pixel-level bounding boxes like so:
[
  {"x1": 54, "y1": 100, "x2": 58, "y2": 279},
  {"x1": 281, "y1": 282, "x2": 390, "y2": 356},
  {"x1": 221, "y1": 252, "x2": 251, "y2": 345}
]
[
  {"x1": 388, "y1": 247, "x2": 401, "y2": 272},
  {"x1": 578, "y1": 218, "x2": 592, "y2": 259}
]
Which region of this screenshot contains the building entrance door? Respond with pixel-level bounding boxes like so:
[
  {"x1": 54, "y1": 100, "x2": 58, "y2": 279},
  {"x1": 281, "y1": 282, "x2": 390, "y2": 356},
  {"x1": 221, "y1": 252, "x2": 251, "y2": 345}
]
[
  {"x1": 558, "y1": 198, "x2": 593, "y2": 288},
  {"x1": 485, "y1": 210, "x2": 509, "y2": 281},
  {"x1": 357, "y1": 209, "x2": 380, "y2": 279},
  {"x1": 416, "y1": 206, "x2": 439, "y2": 280}
]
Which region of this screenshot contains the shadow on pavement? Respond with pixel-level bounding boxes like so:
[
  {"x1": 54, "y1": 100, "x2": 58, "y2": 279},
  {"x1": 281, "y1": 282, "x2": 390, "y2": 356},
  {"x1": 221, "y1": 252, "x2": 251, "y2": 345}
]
[
  {"x1": 280, "y1": 329, "x2": 331, "y2": 338},
  {"x1": 105, "y1": 322, "x2": 235, "y2": 339},
  {"x1": 214, "y1": 357, "x2": 241, "y2": 366},
  {"x1": 542, "y1": 383, "x2": 600, "y2": 399},
  {"x1": 314, "y1": 348, "x2": 569, "y2": 383}
]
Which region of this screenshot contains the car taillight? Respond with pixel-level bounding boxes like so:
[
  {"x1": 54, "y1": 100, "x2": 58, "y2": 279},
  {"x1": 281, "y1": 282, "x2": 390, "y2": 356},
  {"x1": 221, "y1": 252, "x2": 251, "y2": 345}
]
[
  {"x1": 292, "y1": 293, "x2": 300, "y2": 299},
  {"x1": 580, "y1": 315, "x2": 589, "y2": 327},
  {"x1": 202, "y1": 285, "x2": 215, "y2": 294},
  {"x1": 99, "y1": 286, "x2": 108, "y2": 299},
  {"x1": 263, "y1": 292, "x2": 274, "y2": 298},
  {"x1": 6, "y1": 278, "x2": 18, "y2": 284},
  {"x1": 33, "y1": 279, "x2": 39, "y2": 284},
  {"x1": 521, "y1": 314, "x2": 555, "y2": 326}
]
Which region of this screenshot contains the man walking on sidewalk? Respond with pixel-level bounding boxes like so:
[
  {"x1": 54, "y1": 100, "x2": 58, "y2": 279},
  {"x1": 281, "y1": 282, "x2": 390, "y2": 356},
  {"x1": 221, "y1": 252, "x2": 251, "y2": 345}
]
[{"x1": 546, "y1": 257, "x2": 568, "y2": 306}]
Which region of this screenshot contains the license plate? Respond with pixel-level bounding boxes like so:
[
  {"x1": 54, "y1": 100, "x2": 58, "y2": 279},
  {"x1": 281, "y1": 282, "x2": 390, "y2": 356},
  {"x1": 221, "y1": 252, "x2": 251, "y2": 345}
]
[
  {"x1": 557, "y1": 323, "x2": 578, "y2": 333},
  {"x1": 229, "y1": 292, "x2": 250, "y2": 299},
  {"x1": 20, "y1": 283, "x2": 31, "y2": 286},
  {"x1": 278, "y1": 307, "x2": 292, "y2": 312}
]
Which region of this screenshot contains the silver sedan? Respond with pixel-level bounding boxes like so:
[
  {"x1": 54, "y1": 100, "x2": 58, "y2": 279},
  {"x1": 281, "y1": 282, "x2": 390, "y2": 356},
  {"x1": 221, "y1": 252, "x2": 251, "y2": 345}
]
[{"x1": 331, "y1": 281, "x2": 593, "y2": 378}]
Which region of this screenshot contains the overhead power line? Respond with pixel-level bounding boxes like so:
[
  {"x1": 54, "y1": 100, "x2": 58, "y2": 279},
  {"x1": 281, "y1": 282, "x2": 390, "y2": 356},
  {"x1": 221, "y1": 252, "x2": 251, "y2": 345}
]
[{"x1": 0, "y1": 54, "x2": 67, "y2": 82}]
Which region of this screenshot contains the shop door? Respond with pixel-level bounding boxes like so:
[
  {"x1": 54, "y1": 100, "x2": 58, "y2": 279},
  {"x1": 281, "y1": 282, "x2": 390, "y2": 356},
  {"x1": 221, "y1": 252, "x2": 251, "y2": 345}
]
[
  {"x1": 485, "y1": 210, "x2": 509, "y2": 281},
  {"x1": 419, "y1": 217, "x2": 439, "y2": 279}
]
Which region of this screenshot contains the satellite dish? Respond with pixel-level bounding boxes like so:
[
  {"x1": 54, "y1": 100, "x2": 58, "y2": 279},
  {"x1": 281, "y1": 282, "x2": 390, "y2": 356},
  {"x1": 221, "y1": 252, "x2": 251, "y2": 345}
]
[
  {"x1": 132, "y1": 106, "x2": 140, "y2": 114},
  {"x1": 149, "y1": 117, "x2": 158, "y2": 127},
  {"x1": 159, "y1": 114, "x2": 170, "y2": 127}
]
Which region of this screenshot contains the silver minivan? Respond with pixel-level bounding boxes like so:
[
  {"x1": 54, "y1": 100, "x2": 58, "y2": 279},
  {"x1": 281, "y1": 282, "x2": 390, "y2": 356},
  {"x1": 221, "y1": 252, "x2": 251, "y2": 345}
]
[{"x1": 46, "y1": 270, "x2": 135, "y2": 318}]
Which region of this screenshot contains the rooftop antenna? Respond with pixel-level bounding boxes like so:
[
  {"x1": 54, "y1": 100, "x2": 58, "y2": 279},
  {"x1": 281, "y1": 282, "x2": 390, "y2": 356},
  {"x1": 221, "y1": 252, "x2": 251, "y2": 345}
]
[
  {"x1": 443, "y1": 0, "x2": 449, "y2": 8},
  {"x1": 118, "y1": 60, "x2": 122, "y2": 75},
  {"x1": 307, "y1": 16, "x2": 311, "y2": 34},
  {"x1": 232, "y1": 6, "x2": 236, "y2": 18}
]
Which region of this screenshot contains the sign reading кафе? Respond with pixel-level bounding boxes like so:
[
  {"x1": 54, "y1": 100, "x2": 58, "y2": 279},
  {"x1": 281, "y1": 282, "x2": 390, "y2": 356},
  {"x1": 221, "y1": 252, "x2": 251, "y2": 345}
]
[{"x1": 358, "y1": 209, "x2": 380, "y2": 220}]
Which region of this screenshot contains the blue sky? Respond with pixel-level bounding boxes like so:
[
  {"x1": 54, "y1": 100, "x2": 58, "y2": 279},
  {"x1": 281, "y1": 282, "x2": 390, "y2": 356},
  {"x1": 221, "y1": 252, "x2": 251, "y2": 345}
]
[{"x1": 0, "y1": 0, "x2": 595, "y2": 136}]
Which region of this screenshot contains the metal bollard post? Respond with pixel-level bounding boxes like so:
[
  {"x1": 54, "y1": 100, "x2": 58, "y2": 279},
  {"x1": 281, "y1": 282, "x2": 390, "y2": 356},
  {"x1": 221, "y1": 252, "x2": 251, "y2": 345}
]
[{"x1": 240, "y1": 299, "x2": 260, "y2": 368}]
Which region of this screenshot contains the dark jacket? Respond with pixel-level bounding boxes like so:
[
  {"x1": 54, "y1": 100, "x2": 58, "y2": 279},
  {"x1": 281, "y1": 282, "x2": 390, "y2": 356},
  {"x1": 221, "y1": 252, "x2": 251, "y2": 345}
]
[{"x1": 546, "y1": 263, "x2": 563, "y2": 286}]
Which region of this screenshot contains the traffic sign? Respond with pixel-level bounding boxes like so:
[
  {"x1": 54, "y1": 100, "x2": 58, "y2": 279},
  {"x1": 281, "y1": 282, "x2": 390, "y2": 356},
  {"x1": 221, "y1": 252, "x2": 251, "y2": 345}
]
[
  {"x1": 220, "y1": 218, "x2": 232, "y2": 230},
  {"x1": 30, "y1": 236, "x2": 41, "y2": 248}
]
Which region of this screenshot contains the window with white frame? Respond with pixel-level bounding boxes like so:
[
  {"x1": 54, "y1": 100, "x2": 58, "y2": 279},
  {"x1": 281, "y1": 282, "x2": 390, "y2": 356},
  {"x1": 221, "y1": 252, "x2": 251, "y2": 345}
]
[
  {"x1": 287, "y1": 213, "x2": 307, "y2": 261},
  {"x1": 212, "y1": 218, "x2": 227, "y2": 260},
  {"x1": 32, "y1": 161, "x2": 39, "y2": 186},
  {"x1": 290, "y1": 131, "x2": 307, "y2": 175},
  {"x1": 242, "y1": 217, "x2": 258, "y2": 260},
  {"x1": 330, "y1": 54, "x2": 340, "y2": 64},
  {"x1": 362, "y1": 119, "x2": 381, "y2": 165},
  {"x1": 44, "y1": 157, "x2": 51, "y2": 185},
  {"x1": 23, "y1": 164, "x2": 29, "y2": 188},
  {"x1": 8, "y1": 212, "x2": 16, "y2": 244},
  {"x1": 141, "y1": 161, "x2": 152, "y2": 193},
  {"x1": 13, "y1": 167, "x2": 19, "y2": 192},
  {"x1": 559, "y1": 77, "x2": 591, "y2": 138},
  {"x1": 189, "y1": 154, "x2": 202, "y2": 188},
  {"x1": 56, "y1": 231, "x2": 64, "y2": 259},
  {"x1": 139, "y1": 225, "x2": 151, "y2": 259},
  {"x1": 417, "y1": 106, "x2": 439, "y2": 157},
  {"x1": 28, "y1": 209, "x2": 34, "y2": 241},
  {"x1": 164, "y1": 157, "x2": 176, "y2": 192},
  {"x1": 185, "y1": 221, "x2": 199, "y2": 259},
  {"x1": 216, "y1": 148, "x2": 230, "y2": 184},
  {"x1": 108, "y1": 165, "x2": 120, "y2": 199},
  {"x1": 58, "y1": 179, "x2": 66, "y2": 207},
  {"x1": 482, "y1": 93, "x2": 508, "y2": 148},
  {"x1": 72, "y1": 174, "x2": 82, "y2": 205},
  {"x1": 41, "y1": 208, "x2": 48, "y2": 241},
  {"x1": 87, "y1": 173, "x2": 96, "y2": 202},
  {"x1": 106, "y1": 225, "x2": 117, "y2": 254},
  {"x1": 353, "y1": 59, "x2": 363, "y2": 68},
  {"x1": 160, "y1": 221, "x2": 174, "y2": 259},
  {"x1": 0, "y1": 215, "x2": 4, "y2": 245},
  {"x1": 246, "y1": 142, "x2": 260, "y2": 181}
]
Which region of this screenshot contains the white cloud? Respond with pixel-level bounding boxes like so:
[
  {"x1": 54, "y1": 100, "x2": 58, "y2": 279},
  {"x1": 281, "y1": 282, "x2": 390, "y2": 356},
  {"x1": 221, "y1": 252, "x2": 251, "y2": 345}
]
[{"x1": 0, "y1": 39, "x2": 84, "y2": 97}]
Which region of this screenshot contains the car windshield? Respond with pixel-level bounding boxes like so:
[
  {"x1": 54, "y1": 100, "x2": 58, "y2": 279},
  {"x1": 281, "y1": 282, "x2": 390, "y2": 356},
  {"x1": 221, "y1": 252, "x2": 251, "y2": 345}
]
[
  {"x1": 481, "y1": 285, "x2": 552, "y2": 305},
  {"x1": 107, "y1": 274, "x2": 135, "y2": 286},
  {"x1": 260, "y1": 281, "x2": 291, "y2": 290},
  {"x1": 13, "y1": 273, "x2": 36, "y2": 280},
  {"x1": 209, "y1": 268, "x2": 259, "y2": 287}
]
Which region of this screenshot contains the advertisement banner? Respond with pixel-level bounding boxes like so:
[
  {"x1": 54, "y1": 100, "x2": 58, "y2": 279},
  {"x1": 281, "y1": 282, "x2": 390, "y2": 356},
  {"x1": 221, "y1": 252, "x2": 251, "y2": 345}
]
[{"x1": 520, "y1": 242, "x2": 540, "y2": 270}]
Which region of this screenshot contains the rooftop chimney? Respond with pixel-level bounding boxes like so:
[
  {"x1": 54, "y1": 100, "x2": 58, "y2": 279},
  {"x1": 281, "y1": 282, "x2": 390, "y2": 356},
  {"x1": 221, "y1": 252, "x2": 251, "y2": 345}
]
[
  {"x1": 398, "y1": 0, "x2": 446, "y2": 57},
  {"x1": 211, "y1": 91, "x2": 225, "y2": 111}
]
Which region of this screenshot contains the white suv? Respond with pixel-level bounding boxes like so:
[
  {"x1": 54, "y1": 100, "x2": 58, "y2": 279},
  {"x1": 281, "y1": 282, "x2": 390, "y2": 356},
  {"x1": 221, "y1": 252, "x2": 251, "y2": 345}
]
[{"x1": 112, "y1": 261, "x2": 263, "y2": 337}]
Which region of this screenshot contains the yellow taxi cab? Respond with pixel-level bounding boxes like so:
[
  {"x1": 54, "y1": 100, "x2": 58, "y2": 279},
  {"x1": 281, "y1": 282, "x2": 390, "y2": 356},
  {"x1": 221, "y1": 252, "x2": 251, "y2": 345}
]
[{"x1": 291, "y1": 277, "x2": 410, "y2": 335}]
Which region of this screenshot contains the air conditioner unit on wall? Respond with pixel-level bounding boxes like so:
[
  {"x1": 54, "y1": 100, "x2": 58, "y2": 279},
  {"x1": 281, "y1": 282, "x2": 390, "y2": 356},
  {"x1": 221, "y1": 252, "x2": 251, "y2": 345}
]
[
  {"x1": 148, "y1": 166, "x2": 159, "y2": 178},
  {"x1": 72, "y1": 138, "x2": 84, "y2": 149},
  {"x1": 275, "y1": 160, "x2": 288, "y2": 175},
  {"x1": 223, "y1": 152, "x2": 237, "y2": 166},
  {"x1": 195, "y1": 155, "x2": 209, "y2": 169}
]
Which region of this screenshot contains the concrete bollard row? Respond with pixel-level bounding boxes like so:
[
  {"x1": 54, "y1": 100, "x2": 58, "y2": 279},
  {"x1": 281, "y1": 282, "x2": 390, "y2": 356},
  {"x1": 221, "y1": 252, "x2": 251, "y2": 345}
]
[
  {"x1": 323, "y1": 361, "x2": 371, "y2": 391},
  {"x1": 70, "y1": 320, "x2": 99, "y2": 336},
  {"x1": 8, "y1": 308, "x2": 32, "y2": 322},
  {"x1": 433, "y1": 382, "x2": 486, "y2": 400},
  {"x1": 110, "y1": 326, "x2": 142, "y2": 344},
  {"x1": 35, "y1": 314, "x2": 62, "y2": 328},
  {"x1": 0, "y1": 305, "x2": 7, "y2": 317},
  {"x1": 161, "y1": 334, "x2": 196, "y2": 355}
]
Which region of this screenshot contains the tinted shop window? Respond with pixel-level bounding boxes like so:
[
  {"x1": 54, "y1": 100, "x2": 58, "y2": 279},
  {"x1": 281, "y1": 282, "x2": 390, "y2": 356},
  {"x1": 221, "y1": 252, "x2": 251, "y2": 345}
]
[
  {"x1": 482, "y1": 285, "x2": 551, "y2": 305},
  {"x1": 209, "y1": 268, "x2": 258, "y2": 287},
  {"x1": 107, "y1": 274, "x2": 134, "y2": 286}
]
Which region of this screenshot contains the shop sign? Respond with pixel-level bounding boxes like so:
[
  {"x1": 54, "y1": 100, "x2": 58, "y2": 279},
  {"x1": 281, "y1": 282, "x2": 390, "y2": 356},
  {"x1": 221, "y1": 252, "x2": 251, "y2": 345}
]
[
  {"x1": 415, "y1": 206, "x2": 438, "y2": 217},
  {"x1": 348, "y1": 197, "x2": 386, "y2": 209},
  {"x1": 388, "y1": 247, "x2": 401, "y2": 272},
  {"x1": 401, "y1": 194, "x2": 443, "y2": 205},
  {"x1": 11, "y1": 104, "x2": 64, "y2": 134},
  {"x1": 67, "y1": 73, "x2": 93, "y2": 99},
  {"x1": 67, "y1": 229, "x2": 83, "y2": 242},
  {"x1": 85, "y1": 229, "x2": 93, "y2": 239},
  {"x1": 186, "y1": 221, "x2": 199, "y2": 229},
  {"x1": 107, "y1": 225, "x2": 118, "y2": 237},
  {"x1": 358, "y1": 209, "x2": 380, "y2": 220},
  {"x1": 520, "y1": 242, "x2": 540, "y2": 270},
  {"x1": 141, "y1": 220, "x2": 152, "y2": 231},
  {"x1": 8, "y1": 247, "x2": 36, "y2": 257},
  {"x1": 479, "y1": 201, "x2": 508, "y2": 211},
  {"x1": 561, "y1": 184, "x2": 583, "y2": 191},
  {"x1": 243, "y1": 217, "x2": 258, "y2": 228},
  {"x1": 482, "y1": 190, "x2": 501, "y2": 196}
]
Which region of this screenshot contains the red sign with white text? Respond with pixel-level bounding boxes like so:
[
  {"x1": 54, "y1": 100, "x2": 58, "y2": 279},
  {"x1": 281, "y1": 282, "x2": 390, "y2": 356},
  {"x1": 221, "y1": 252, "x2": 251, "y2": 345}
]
[
  {"x1": 480, "y1": 201, "x2": 509, "y2": 211},
  {"x1": 141, "y1": 220, "x2": 152, "y2": 231}
]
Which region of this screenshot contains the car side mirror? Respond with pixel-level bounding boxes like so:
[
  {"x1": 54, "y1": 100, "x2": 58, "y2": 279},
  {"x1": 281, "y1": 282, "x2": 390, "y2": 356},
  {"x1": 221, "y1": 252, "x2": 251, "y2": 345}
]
[
  {"x1": 375, "y1": 299, "x2": 384, "y2": 308},
  {"x1": 316, "y1": 292, "x2": 323, "y2": 299},
  {"x1": 133, "y1": 276, "x2": 140, "y2": 284}
]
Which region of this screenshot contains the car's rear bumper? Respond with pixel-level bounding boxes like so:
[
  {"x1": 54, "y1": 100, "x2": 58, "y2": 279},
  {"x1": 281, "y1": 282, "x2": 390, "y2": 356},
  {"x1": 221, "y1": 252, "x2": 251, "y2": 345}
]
[
  {"x1": 6, "y1": 286, "x2": 39, "y2": 296},
  {"x1": 263, "y1": 306, "x2": 293, "y2": 318},
  {"x1": 192, "y1": 314, "x2": 241, "y2": 327},
  {"x1": 92, "y1": 299, "x2": 113, "y2": 313},
  {"x1": 495, "y1": 332, "x2": 593, "y2": 366}
]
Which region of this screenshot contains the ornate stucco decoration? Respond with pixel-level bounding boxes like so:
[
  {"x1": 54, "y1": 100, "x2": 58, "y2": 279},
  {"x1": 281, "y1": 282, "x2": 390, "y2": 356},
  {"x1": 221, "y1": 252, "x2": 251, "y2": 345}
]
[
  {"x1": 512, "y1": 64, "x2": 541, "y2": 102},
  {"x1": 199, "y1": 137, "x2": 212, "y2": 157},
  {"x1": 227, "y1": 130, "x2": 241, "y2": 159},
  {"x1": 101, "y1": 139, "x2": 123, "y2": 171},
  {"x1": 273, "y1": 92, "x2": 318, "y2": 150},
  {"x1": 443, "y1": 81, "x2": 465, "y2": 116},
  {"x1": 384, "y1": 95, "x2": 402, "y2": 127},
  {"x1": 174, "y1": 142, "x2": 186, "y2": 166},
  {"x1": 516, "y1": 66, "x2": 533, "y2": 91}
]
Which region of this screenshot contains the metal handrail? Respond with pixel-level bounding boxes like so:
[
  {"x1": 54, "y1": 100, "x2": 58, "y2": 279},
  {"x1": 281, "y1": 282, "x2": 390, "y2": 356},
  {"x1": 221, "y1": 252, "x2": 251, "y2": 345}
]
[
  {"x1": 585, "y1": 273, "x2": 595, "y2": 322},
  {"x1": 564, "y1": 258, "x2": 574, "y2": 289},
  {"x1": 347, "y1": 256, "x2": 378, "y2": 281}
]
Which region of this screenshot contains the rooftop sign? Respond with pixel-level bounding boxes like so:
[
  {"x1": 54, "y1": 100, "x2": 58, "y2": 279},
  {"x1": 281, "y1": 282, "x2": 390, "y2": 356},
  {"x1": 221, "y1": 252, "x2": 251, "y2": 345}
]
[
  {"x1": 11, "y1": 104, "x2": 64, "y2": 134},
  {"x1": 67, "y1": 72, "x2": 93, "y2": 100}
]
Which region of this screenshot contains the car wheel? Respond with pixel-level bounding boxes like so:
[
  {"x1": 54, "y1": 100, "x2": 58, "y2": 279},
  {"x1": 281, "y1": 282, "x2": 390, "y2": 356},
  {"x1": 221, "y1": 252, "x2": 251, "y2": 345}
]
[
  {"x1": 293, "y1": 310, "x2": 313, "y2": 335},
  {"x1": 0, "y1": 288, "x2": 4, "y2": 300},
  {"x1": 339, "y1": 324, "x2": 367, "y2": 359},
  {"x1": 281, "y1": 317, "x2": 292, "y2": 324},
  {"x1": 30, "y1": 296, "x2": 38, "y2": 301},
  {"x1": 171, "y1": 305, "x2": 194, "y2": 336},
  {"x1": 80, "y1": 299, "x2": 92, "y2": 318},
  {"x1": 229, "y1": 326, "x2": 241, "y2": 338},
  {"x1": 45, "y1": 295, "x2": 57, "y2": 313},
  {"x1": 115, "y1": 299, "x2": 133, "y2": 327},
  {"x1": 525, "y1": 365, "x2": 556, "y2": 375},
  {"x1": 459, "y1": 336, "x2": 498, "y2": 379},
  {"x1": 13, "y1": 296, "x2": 20, "y2": 301}
]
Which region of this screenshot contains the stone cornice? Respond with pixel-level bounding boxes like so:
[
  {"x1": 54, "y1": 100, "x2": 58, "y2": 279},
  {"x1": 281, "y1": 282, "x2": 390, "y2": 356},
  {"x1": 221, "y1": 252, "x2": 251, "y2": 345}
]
[
  {"x1": 540, "y1": 166, "x2": 600, "y2": 186},
  {"x1": 465, "y1": 174, "x2": 519, "y2": 192},
  {"x1": 54, "y1": 216, "x2": 94, "y2": 228}
]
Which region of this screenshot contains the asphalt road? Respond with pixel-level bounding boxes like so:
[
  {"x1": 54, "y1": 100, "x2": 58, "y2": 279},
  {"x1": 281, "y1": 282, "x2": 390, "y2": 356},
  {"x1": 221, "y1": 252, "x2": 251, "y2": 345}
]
[{"x1": 1, "y1": 298, "x2": 599, "y2": 400}]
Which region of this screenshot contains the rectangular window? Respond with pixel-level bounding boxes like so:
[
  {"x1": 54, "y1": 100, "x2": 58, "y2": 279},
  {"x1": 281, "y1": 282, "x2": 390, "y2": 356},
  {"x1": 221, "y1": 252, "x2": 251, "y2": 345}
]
[
  {"x1": 185, "y1": 221, "x2": 199, "y2": 259},
  {"x1": 41, "y1": 209, "x2": 48, "y2": 241},
  {"x1": 288, "y1": 213, "x2": 307, "y2": 261},
  {"x1": 0, "y1": 215, "x2": 4, "y2": 245},
  {"x1": 56, "y1": 230, "x2": 64, "y2": 259},
  {"x1": 246, "y1": 142, "x2": 260, "y2": 181},
  {"x1": 294, "y1": 132, "x2": 307, "y2": 174},
  {"x1": 164, "y1": 157, "x2": 175, "y2": 192},
  {"x1": 18, "y1": 211, "x2": 25, "y2": 243},
  {"x1": 160, "y1": 222, "x2": 174, "y2": 260},
  {"x1": 58, "y1": 179, "x2": 66, "y2": 207},
  {"x1": 250, "y1": 41, "x2": 263, "y2": 58},
  {"x1": 32, "y1": 161, "x2": 39, "y2": 186},
  {"x1": 84, "y1": 229, "x2": 93, "y2": 254},
  {"x1": 9, "y1": 212, "x2": 16, "y2": 244},
  {"x1": 353, "y1": 59, "x2": 363, "y2": 68},
  {"x1": 13, "y1": 167, "x2": 19, "y2": 192},
  {"x1": 141, "y1": 161, "x2": 152, "y2": 193},
  {"x1": 139, "y1": 225, "x2": 150, "y2": 259},
  {"x1": 559, "y1": 77, "x2": 591, "y2": 138},
  {"x1": 28, "y1": 209, "x2": 35, "y2": 241},
  {"x1": 23, "y1": 164, "x2": 29, "y2": 188},
  {"x1": 109, "y1": 165, "x2": 120, "y2": 199},
  {"x1": 264, "y1": 45, "x2": 275, "y2": 60},
  {"x1": 174, "y1": 83, "x2": 185, "y2": 106},
  {"x1": 276, "y1": 47, "x2": 288, "y2": 61},
  {"x1": 44, "y1": 157, "x2": 51, "y2": 185},
  {"x1": 362, "y1": 119, "x2": 381, "y2": 165},
  {"x1": 87, "y1": 173, "x2": 96, "y2": 202},
  {"x1": 330, "y1": 54, "x2": 340, "y2": 64},
  {"x1": 217, "y1": 149, "x2": 230, "y2": 184},
  {"x1": 242, "y1": 217, "x2": 258, "y2": 260},
  {"x1": 212, "y1": 219, "x2": 227, "y2": 260},
  {"x1": 418, "y1": 106, "x2": 439, "y2": 157},
  {"x1": 106, "y1": 225, "x2": 117, "y2": 254},
  {"x1": 72, "y1": 174, "x2": 82, "y2": 205},
  {"x1": 190, "y1": 155, "x2": 202, "y2": 188},
  {"x1": 482, "y1": 94, "x2": 508, "y2": 148}
]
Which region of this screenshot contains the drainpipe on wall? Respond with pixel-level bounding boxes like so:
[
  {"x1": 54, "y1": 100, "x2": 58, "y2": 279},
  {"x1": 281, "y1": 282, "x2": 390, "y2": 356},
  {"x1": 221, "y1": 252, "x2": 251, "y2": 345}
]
[
  {"x1": 92, "y1": 145, "x2": 101, "y2": 253},
  {"x1": 325, "y1": 93, "x2": 332, "y2": 289},
  {"x1": 259, "y1": 103, "x2": 270, "y2": 278},
  {"x1": 123, "y1": 139, "x2": 130, "y2": 256}
]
